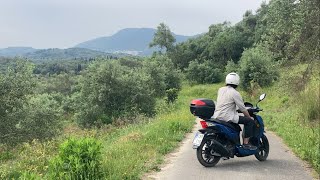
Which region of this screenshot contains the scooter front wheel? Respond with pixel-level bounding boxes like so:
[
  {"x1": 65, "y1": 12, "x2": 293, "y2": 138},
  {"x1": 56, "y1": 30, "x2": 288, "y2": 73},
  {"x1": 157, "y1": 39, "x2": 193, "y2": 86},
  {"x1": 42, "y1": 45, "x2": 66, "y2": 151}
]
[
  {"x1": 255, "y1": 134, "x2": 269, "y2": 161},
  {"x1": 196, "y1": 138, "x2": 221, "y2": 167}
]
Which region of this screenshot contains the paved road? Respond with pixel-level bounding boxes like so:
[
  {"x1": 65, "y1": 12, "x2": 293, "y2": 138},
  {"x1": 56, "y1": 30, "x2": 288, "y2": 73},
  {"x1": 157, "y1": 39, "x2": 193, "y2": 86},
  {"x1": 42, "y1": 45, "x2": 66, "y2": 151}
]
[{"x1": 145, "y1": 119, "x2": 316, "y2": 180}]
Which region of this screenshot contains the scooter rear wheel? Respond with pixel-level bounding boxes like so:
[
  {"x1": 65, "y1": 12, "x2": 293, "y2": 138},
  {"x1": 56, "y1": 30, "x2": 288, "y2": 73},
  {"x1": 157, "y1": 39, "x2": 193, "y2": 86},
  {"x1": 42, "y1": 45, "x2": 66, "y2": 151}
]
[
  {"x1": 196, "y1": 138, "x2": 221, "y2": 167},
  {"x1": 255, "y1": 134, "x2": 269, "y2": 161}
]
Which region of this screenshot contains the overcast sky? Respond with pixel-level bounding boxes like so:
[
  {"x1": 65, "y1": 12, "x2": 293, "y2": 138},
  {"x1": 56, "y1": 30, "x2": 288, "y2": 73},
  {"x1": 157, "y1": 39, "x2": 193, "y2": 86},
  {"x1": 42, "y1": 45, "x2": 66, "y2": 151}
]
[{"x1": 0, "y1": 0, "x2": 266, "y2": 49}]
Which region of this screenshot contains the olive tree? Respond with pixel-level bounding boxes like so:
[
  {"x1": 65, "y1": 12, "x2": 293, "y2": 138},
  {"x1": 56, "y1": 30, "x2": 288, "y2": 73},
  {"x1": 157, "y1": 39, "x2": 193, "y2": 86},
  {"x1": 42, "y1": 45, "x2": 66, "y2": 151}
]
[
  {"x1": 239, "y1": 46, "x2": 279, "y2": 90},
  {"x1": 149, "y1": 23, "x2": 176, "y2": 52}
]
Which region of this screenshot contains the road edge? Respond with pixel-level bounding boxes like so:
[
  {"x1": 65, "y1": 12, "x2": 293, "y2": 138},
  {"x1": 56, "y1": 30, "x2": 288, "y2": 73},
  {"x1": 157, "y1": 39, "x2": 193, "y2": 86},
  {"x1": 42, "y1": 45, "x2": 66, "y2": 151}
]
[
  {"x1": 266, "y1": 130, "x2": 319, "y2": 179},
  {"x1": 143, "y1": 122, "x2": 319, "y2": 180},
  {"x1": 142, "y1": 121, "x2": 198, "y2": 180}
]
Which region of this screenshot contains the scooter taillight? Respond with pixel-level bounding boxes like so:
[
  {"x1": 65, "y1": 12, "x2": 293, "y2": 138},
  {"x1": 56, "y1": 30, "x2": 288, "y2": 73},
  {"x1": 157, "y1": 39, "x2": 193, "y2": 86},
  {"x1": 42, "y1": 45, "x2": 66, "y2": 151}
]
[{"x1": 200, "y1": 120, "x2": 208, "y2": 128}]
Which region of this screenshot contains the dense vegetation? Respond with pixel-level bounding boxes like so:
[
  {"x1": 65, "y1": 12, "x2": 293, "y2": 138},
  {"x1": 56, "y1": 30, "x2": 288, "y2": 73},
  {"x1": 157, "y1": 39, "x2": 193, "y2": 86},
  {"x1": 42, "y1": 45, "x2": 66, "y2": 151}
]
[{"x1": 0, "y1": 0, "x2": 319, "y2": 178}]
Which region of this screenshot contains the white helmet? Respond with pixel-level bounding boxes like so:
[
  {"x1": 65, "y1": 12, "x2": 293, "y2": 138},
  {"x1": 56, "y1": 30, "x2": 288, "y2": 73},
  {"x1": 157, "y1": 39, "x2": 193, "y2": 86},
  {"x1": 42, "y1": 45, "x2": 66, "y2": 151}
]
[{"x1": 225, "y1": 72, "x2": 240, "y2": 85}]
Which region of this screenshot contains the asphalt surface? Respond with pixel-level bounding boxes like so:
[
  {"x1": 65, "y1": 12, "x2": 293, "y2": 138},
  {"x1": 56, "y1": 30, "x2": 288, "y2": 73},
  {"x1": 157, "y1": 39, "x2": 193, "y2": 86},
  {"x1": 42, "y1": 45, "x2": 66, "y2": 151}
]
[{"x1": 145, "y1": 119, "x2": 316, "y2": 180}]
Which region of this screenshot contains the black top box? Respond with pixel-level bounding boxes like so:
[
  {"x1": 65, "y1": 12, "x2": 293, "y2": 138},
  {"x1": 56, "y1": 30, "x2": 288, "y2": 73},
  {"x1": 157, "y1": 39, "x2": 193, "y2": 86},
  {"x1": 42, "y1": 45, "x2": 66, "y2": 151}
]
[{"x1": 190, "y1": 98, "x2": 215, "y2": 119}]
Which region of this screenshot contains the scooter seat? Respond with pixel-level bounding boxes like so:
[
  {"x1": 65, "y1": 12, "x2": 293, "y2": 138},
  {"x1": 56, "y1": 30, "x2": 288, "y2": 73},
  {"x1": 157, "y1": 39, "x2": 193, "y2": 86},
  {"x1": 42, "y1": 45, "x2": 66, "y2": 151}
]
[{"x1": 209, "y1": 118, "x2": 242, "y2": 132}]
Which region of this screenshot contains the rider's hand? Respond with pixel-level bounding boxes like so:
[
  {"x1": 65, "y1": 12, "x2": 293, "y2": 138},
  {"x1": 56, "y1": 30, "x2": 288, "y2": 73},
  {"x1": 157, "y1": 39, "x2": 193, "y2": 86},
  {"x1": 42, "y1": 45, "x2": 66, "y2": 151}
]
[{"x1": 250, "y1": 117, "x2": 254, "y2": 120}]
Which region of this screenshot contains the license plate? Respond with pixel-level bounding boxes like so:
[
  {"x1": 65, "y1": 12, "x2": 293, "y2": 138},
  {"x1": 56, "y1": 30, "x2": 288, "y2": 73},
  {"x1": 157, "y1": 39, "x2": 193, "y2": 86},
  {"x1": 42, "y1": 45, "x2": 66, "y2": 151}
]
[{"x1": 192, "y1": 132, "x2": 204, "y2": 148}]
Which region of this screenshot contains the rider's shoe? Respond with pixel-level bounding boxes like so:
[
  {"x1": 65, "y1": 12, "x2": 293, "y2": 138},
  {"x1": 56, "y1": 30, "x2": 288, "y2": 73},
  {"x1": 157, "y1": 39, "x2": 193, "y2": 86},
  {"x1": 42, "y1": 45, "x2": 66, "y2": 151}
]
[{"x1": 242, "y1": 144, "x2": 257, "y2": 150}]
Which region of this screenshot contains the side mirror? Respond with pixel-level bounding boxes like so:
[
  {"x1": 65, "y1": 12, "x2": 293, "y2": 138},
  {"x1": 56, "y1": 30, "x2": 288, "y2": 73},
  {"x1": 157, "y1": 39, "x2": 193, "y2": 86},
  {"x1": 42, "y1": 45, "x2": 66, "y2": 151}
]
[{"x1": 259, "y1": 93, "x2": 266, "y2": 101}]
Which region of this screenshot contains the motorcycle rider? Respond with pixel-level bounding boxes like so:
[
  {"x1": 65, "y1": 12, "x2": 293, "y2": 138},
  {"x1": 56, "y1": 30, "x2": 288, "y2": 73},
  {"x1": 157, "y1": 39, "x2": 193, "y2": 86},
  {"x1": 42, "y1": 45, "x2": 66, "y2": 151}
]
[{"x1": 213, "y1": 72, "x2": 257, "y2": 150}]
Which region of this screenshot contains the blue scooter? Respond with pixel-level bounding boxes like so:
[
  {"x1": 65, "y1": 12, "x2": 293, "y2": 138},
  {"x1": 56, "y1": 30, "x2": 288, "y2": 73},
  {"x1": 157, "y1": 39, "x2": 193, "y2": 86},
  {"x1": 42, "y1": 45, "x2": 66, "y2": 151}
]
[{"x1": 190, "y1": 94, "x2": 269, "y2": 167}]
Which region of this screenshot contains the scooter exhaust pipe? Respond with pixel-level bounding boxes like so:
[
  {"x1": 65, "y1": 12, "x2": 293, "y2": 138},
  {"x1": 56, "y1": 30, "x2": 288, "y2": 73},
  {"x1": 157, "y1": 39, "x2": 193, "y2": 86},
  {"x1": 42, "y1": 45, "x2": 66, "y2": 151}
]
[{"x1": 210, "y1": 139, "x2": 230, "y2": 157}]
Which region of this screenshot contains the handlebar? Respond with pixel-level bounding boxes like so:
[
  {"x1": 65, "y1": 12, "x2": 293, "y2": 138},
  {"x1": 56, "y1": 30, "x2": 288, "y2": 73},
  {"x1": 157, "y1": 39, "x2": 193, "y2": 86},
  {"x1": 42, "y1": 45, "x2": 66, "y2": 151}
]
[
  {"x1": 250, "y1": 107, "x2": 263, "y2": 112},
  {"x1": 237, "y1": 107, "x2": 263, "y2": 114},
  {"x1": 247, "y1": 107, "x2": 263, "y2": 115}
]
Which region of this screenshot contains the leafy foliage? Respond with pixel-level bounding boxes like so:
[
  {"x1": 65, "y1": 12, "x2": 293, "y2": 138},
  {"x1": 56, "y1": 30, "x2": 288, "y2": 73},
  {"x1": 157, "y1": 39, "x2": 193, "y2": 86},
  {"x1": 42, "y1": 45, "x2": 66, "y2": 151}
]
[
  {"x1": 239, "y1": 46, "x2": 279, "y2": 90},
  {"x1": 295, "y1": 0, "x2": 320, "y2": 62},
  {"x1": 143, "y1": 55, "x2": 182, "y2": 98},
  {"x1": 19, "y1": 94, "x2": 62, "y2": 141},
  {"x1": 225, "y1": 60, "x2": 239, "y2": 75},
  {"x1": 37, "y1": 73, "x2": 76, "y2": 96},
  {"x1": 0, "y1": 60, "x2": 62, "y2": 145},
  {"x1": 165, "y1": 88, "x2": 179, "y2": 103},
  {"x1": 33, "y1": 58, "x2": 94, "y2": 75},
  {"x1": 185, "y1": 59, "x2": 223, "y2": 84},
  {"x1": 48, "y1": 138, "x2": 103, "y2": 179},
  {"x1": 150, "y1": 23, "x2": 176, "y2": 52},
  {"x1": 75, "y1": 60, "x2": 156, "y2": 127},
  {"x1": 261, "y1": 0, "x2": 320, "y2": 63},
  {"x1": 169, "y1": 20, "x2": 256, "y2": 71},
  {"x1": 0, "y1": 61, "x2": 35, "y2": 144},
  {"x1": 75, "y1": 56, "x2": 182, "y2": 127},
  {"x1": 169, "y1": 0, "x2": 319, "y2": 78}
]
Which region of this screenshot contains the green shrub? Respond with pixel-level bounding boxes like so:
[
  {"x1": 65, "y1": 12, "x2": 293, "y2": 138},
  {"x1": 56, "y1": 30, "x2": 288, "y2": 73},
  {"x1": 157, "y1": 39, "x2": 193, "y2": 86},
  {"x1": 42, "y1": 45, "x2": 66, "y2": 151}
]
[
  {"x1": 76, "y1": 57, "x2": 182, "y2": 127},
  {"x1": 1, "y1": 93, "x2": 62, "y2": 144},
  {"x1": 225, "y1": 60, "x2": 239, "y2": 75},
  {"x1": 64, "y1": 91, "x2": 82, "y2": 115},
  {"x1": 165, "y1": 88, "x2": 179, "y2": 103},
  {"x1": 0, "y1": 60, "x2": 35, "y2": 145},
  {"x1": 19, "y1": 94, "x2": 62, "y2": 141},
  {"x1": 239, "y1": 46, "x2": 279, "y2": 90},
  {"x1": 48, "y1": 138, "x2": 103, "y2": 179},
  {"x1": 76, "y1": 60, "x2": 156, "y2": 127},
  {"x1": 40, "y1": 73, "x2": 75, "y2": 96},
  {"x1": 142, "y1": 59, "x2": 167, "y2": 97},
  {"x1": 0, "y1": 60, "x2": 62, "y2": 145},
  {"x1": 157, "y1": 56, "x2": 182, "y2": 91},
  {"x1": 186, "y1": 59, "x2": 223, "y2": 84},
  {"x1": 143, "y1": 55, "x2": 182, "y2": 97}
]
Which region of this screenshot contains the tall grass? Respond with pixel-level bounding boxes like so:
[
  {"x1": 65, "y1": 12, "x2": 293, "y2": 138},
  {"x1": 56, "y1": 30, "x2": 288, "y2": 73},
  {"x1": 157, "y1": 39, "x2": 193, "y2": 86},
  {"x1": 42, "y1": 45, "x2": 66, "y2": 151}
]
[
  {"x1": 260, "y1": 64, "x2": 320, "y2": 174},
  {"x1": 300, "y1": 78, "x2": 320, "y2": 123}
]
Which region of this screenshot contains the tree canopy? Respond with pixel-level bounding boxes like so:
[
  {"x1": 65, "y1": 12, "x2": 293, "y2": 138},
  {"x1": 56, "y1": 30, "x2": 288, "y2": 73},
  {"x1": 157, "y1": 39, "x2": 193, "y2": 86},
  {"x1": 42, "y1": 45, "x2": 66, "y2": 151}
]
[{"x1": 149, "y1": 23, "x2": 176, "y2": 52}]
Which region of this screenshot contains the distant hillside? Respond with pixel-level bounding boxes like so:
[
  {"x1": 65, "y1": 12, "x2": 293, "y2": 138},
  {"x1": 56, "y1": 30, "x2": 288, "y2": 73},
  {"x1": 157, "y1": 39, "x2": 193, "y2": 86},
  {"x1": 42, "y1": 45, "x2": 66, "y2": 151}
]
[
  {"x1": 75, "y1": 28, "x2": 194, "y2": 55},
  {"x1": 0, "y1": 47, "x2": 121, "y2": 61},
  {"x1": 24, "y1": 48, "x2": 118, "y2": 61},
  {"x1": 0, "y1": 28, "x2": 195, "y2": 58},
  {"x1": 0, "y1": 47, "x2": 37, "y2": 57}
]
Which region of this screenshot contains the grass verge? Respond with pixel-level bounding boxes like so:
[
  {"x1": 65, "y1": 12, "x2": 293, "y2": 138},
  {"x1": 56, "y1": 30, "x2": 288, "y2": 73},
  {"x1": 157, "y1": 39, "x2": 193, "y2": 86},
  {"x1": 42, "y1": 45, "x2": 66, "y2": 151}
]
[
  {"x1": 0, "y1": 83, "x2": 222, "y2": 179},
  {"x1": 99, "y1": 83, "x2": 221, "y2": 179},
  {"x1": 256, "y1": 63, "x2": 320, "y2": 174}
]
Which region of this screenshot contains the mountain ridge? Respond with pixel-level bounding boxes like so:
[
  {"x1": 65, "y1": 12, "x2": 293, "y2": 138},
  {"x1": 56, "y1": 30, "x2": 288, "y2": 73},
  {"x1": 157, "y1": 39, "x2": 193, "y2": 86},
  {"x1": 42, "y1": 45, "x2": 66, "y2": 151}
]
[
  {"x1": 0, "y1": 28, "x2": 196, "y2": 57},
  {"x1": 75, "y1": 28, "x2": 194, "y2": 55},
  {"x1": 0, "y1": 47, "x2": 38, "y2": 57}
]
